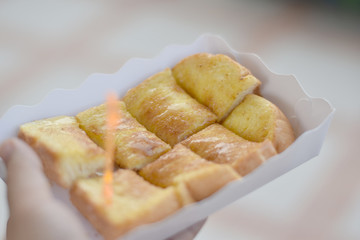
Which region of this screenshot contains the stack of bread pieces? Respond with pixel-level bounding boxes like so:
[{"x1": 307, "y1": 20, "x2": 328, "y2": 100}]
[{"x1": 18, "y1": 53, "x2": 295, "y2": 240}]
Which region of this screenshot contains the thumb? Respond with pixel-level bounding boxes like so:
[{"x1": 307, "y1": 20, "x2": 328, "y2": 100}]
[
  {"x1": 0, "y1": 138, "x2": 52, "y2": 212},
  {"x1": 1, "y1": 138, "x2": 88, "y2": 240}
]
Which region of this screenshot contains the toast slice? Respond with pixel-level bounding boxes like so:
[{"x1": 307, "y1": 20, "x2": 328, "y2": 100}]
[
  {"x1": 70, "y1": 169, "x2": 187, "y2": 240},
  {"x1": 18, "y1": 116, "x2": 105, "y2": 188},
  {"x1": 172, "y1": 53, "x2": 261, "y2": 121},
  {"x1": 223, "y1": 94, "x2": 295, "y2": 153},
  {"x1": 123, "y1": 68, "x2": 217, "y2": 146},
  {"x1": 76, "y1": 101, "x2": 171, "y2": 169},
  {"x1": 181, "y1": 124, "x2": 277, "y2": 176},
  {"x1": 139, "y1": 144, "x2": 240, "y2": 201}
]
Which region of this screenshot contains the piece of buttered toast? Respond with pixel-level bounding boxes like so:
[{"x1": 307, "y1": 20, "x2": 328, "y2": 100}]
[
  {"x1": 172, "y1": 53, "x2": 261, "y2": 121},
  {"x1": 139, "y1": 144, "x2": 240, "y2": 201},
  {"x1": 18, "y1": 116, "x2": 106, "y2": 188},
  {"x1": 70, "y1": 169, "x2": 190, "y2": 240},
  {"x1": 181, "y1": 124, "x2": 277, "y2": 176},
  {"x1": 76, "y1": 101, "x2": 171, "y2": 170},
  {"x1": 223, "y1": 94, "x2": 295, "y2": 153},
  {"x1": 123, "y1": 68, "x2": 217, "y2": 146}
]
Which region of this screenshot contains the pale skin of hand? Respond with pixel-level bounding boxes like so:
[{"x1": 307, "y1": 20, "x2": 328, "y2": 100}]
[{"x1": 0, "y1": 138, "x2": 205, "y2": 240}]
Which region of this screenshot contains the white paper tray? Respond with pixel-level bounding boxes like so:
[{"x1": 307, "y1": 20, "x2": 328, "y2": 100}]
[{"x1": 0, "y1": 34, "x2": 334, "y2": 240}]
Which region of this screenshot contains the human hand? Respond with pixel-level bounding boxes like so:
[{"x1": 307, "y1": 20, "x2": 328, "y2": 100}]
[
  {"x1": 0, "y1": 138, "x2": 88, "y2": 240},
  {"x1": 0, "y1": 138, "x2": 205, "y2": 240}
]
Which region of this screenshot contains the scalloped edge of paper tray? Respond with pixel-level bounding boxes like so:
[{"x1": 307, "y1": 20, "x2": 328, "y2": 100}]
[{"x1": 0, "y1": 34, "x2": 335, "y2": 240}]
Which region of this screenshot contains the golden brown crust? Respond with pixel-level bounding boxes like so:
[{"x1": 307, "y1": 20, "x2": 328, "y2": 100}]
[
  {"x1": 139, "y1": 144, "x2": 240, "y2": 201},
  {"x1": 70, "y1": 185, "x2": 119, "y2": 240},
  {"x1": 76, "y1": 101, "x2": 171, "y2": 169},
  {"x1": 223, "y1": 94, "x2": 295, "y2": 153},
  {"x1": 179, "y1": 164, "x2": 240, "y2": 201},
  {"x1": 172, "y1": 53, "x2": 261, "y2": 121},
  {"x1": 70, "y1": 169, "x2": 184, "y2": 240},
  {"x1": 173, "y1": 182, "x2": 195, "y2": 206},
  {"x1": 231, "y1": 140, "x2": 276, "y2": 175},
  {"x1": 18, "y1": 130, "x2": 64, "y2": 186},
  {"x1": 123, "y1": 68, "x2": 217, "y2": 146},
  {"x1": 18, "y1": 116, "x2": 105, "y2": 188},
  {"x1": 181, "y1": 124, "x2": 277, "y2": 176},
  {"x1": 273, "y1": 107, "x2": 296, "y2": 153}
]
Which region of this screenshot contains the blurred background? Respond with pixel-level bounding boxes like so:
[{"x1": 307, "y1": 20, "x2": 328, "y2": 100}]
[{"x1": 0, "y1": 0, "x2": 359, "y2": 239}]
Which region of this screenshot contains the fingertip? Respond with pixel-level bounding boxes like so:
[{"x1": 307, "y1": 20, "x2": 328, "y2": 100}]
[
  {"x1": 0, "y1": 138, "x2": 42, "y2": 169},
  {"x1": 0, "y1": 138, "x2": 18, "y2": 165},
  {"x1": 3, "y1": 138, "x2": 53, "y2": 209},
  {"x1": 2, "y1": 137, "x2": 45, "y2": 179}
]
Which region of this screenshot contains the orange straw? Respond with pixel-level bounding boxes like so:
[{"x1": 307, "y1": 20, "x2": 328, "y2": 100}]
[{"x1": 103, "y1": 91, "x2": 120, "y2": 205}]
